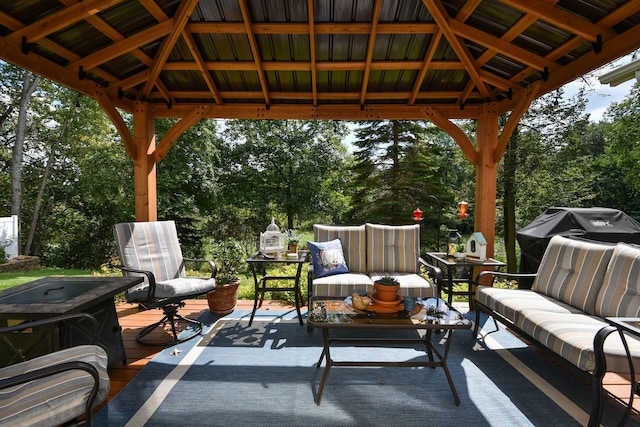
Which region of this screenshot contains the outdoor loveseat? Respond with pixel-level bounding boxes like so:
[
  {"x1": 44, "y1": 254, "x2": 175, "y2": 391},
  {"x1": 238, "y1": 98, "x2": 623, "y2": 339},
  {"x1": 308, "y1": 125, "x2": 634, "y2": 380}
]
[
  {"x1": 474, "y1": 235, "x2": 640, "y2": 426},
  {"x1": 307, "y1": 223, "x2": 439, "y2": 303}
]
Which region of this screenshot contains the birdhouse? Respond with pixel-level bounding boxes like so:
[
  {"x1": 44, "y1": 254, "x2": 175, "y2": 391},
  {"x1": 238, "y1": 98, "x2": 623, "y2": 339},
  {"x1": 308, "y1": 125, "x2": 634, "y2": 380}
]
[
  {"x1": 466, "y1": 232, "x2": 487, "y2": 261},
  {"x1": 259, "y1": 217, "x2": 285, "y2": 255}
]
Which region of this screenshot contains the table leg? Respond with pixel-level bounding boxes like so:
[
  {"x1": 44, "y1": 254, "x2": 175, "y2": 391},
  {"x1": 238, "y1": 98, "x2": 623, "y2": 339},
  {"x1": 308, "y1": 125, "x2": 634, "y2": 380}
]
[
  {"x1": 439, "y1": 329, "x2": 461, "y2": 405},
  {"x1": 249, "y1": 265, "x2": 260, "y2": 326},
  {"x1": 315, "y1": 328, "x2": 332, "y2": 405},
  {"x1": 294, "y1": 262, "x2": 304, "y2": 325}
]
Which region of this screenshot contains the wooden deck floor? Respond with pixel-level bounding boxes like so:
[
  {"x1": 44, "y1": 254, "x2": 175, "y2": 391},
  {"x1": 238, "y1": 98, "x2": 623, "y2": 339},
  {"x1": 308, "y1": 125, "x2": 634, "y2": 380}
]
[{"x1": 104, "y1": 299, "x2": 640, "y2": 422}]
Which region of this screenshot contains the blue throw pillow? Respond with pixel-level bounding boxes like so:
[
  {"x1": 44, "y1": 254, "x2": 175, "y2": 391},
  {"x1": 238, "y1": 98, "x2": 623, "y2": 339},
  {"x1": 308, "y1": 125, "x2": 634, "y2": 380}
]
[{"x1": 308, "y1": 239, "x2": 350, "y2": 278}]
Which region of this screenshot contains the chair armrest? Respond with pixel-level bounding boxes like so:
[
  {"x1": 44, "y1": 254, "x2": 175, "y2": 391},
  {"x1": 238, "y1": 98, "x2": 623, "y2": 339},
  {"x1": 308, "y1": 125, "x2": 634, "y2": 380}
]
[
  {"x1": 115, "y1": 265, "x2": 157, "y2": 301},
  {"x1": 0, "y1": 313, "x2": 99, "y2": 344},
  {"x1": 419, "y1": 257, "x2": 443, "y2": 295},
  {"x1": 183, "y1": 257, "x2": 217, "y2": 278},
  {"x1": 474, "y1": 270, "x2": 537, "y2": 286}
]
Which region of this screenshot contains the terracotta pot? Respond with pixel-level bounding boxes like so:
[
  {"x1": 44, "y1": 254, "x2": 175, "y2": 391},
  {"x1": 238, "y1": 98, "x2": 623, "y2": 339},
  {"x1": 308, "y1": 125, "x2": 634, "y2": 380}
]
[
  {"x1": 373, "y1": 282, "x2": 400, "y2": 302},
  {"x1": 207, "y1": 279, "x2": 241, "y2": 315}
]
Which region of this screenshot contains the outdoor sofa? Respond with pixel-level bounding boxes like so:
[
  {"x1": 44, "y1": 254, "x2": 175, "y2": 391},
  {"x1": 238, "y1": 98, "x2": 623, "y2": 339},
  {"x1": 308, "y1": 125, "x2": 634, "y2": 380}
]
[
  {"x1": 474, "y1": 234, "x2": 640, "y2": 426},
  {"x1": 307, "y1": 223, "x2": 439, "y2": 303}
]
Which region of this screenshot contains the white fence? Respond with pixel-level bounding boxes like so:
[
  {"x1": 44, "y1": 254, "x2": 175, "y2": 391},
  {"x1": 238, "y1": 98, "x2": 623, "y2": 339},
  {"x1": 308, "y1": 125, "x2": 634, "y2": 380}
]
[{"x1": 0, "y1": 215, "x2": 18, "y2": 261}]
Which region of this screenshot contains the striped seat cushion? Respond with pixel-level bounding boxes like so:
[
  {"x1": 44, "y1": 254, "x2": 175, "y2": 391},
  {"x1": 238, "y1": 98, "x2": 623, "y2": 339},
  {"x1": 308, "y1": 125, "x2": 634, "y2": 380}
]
[
  {"x1": 595, "y1": 243, "x2": 640, "y2": 318},
  {"x1": 0, "y1": 345, "x2": 110, "y2": 427},
  {"x1": 516, "y1": 309, "x2": 640, "y2": 373},
  {"x1": 313, "y1": 225, "x2": 366, "y2": 273},
  {"x1": 369, "y1": 273, "x2": 436, "y2": 298},
  {"x1": 311, "y1": 273, "x2": 374, "y2": 297},
  {"x1": 532, "y1": 235, "x2": 615, "y2": 315},
  {"x1": 365, "y1": 223, "x2": 420, "y2": 273}
]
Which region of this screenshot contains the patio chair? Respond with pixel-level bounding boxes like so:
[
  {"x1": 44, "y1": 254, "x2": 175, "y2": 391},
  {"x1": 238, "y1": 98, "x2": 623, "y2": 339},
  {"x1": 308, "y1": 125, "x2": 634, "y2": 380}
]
[
  {"x1": 0, "y1": 313, "x2": 109, "y2": 427},
  {"x1": 113, "y1": 221, "x2": 218, "y2": 345}
]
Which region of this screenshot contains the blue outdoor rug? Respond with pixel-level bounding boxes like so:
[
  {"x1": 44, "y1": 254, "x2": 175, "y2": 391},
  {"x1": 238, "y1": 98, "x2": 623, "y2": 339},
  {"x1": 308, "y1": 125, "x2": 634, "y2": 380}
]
[{"x1": 95, "y1": 308, "x2": 637, "y2": 426}]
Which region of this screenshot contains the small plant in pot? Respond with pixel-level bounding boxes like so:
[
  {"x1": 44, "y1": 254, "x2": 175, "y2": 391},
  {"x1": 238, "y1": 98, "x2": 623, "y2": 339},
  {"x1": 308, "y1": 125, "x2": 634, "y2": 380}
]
[
  {"x1": 207, "y1": 239, "x2": 246, "y2": 315},
  {"x1": 284, "y1": 229, "x2": 302, "y2": 254},
  {"x1": 373, "y1": 275, "x2": 400, "y2": 302},
  {"x1": 454, "y1": 243, "x2": 466, "y2": 259}
]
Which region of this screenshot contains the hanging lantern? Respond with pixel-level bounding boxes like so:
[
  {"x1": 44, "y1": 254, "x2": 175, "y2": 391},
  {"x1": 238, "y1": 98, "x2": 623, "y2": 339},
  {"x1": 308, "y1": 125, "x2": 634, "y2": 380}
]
[
  {"x1": 458, "y1": 201, "x2": 469, "y2": 218},
  {"x1": 412, "y1": 208, "x2": 423, "y2": 222}
]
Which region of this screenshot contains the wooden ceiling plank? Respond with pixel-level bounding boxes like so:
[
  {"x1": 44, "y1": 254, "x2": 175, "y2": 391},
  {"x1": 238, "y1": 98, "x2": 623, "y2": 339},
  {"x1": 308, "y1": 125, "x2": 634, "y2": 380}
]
[
  {"x1": 141, "y1": 0, "x2": 200, "y2": 97},
  {"x1": 9, "y1": 0, "x2": 125, "y2": 43},
  {"x1": 500, "y1": 0, "x2": 613, "y2": 42},
  {"x1": 359, "y1": 0, "x2": 383, "y2": 106},
  {"x1": 70, "y1": 19, "x2": 174, "y2": 71},
  {"x1": 238, "y1": 0, "x2": 271, "y2": 106},
  {"x1": 409, "y1": 31, "x2": 442, "y2": 105},
  {"x1": 182, "y1": 30, "x2": 222, "y2": 104},
  {"x1": 308, "y1": 0, "x2": 318, "y2": 106},
  {"x1": 422, "y1": 0, "x2": 492, "y2": 99}
]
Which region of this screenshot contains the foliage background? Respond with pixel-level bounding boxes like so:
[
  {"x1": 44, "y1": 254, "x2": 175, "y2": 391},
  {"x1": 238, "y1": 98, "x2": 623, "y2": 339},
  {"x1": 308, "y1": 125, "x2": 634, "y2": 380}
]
[{"x1": 2, "y1": 61, "x2": 640, "y2": 274}]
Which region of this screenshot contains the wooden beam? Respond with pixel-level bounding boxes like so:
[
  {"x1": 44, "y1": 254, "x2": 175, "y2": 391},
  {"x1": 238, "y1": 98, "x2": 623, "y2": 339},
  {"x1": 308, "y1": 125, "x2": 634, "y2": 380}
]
[
  {"x1": 182, "y1": 31, "x2": 222, "y2": 104},
  {"x1": 494, "y1": 81, "x2": 541, "y2": 162},
  {"x1": 308, "y1": 0, "x2": 318, "y2": 106},
  {"x1": 152, "y1": 105, "x2": 211, "y2": 163},
  {"x1": 359, "y1": 0, "x2": 382, "y2": 106},
  {"x1": 409, "y1": 31, "x2": 442, "y2": 105},
  {"x1": 422, "y1": 0, "x2": 492, "y2": 99},
  {"x1": 142, "y1": 0, "x2": 199, "y2": 97},
  {"x1": 186, "y1": 22, "x2": 439, "y2": 35},
  {"x1": 8, "y1": 0, "x2": 124, "y2": 43},
  {"x1": 239, "y1": 0, "x2": 271, "y2": 106},
  {"x1": 423, "y1": 106, "x2": 478, "y2": 163},
  {"x1": 91, "y1": 83, "x2": 136, "y2": 160}
]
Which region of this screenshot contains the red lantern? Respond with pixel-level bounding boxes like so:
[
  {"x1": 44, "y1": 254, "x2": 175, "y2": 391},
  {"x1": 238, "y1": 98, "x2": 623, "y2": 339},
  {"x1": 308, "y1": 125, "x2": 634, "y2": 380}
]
[
  {"x1": 458, "y1": 201, "x2": 469, "y2": 218},
  {"x1": 412, "y1": 208, "x2": 423, "y2": 222}
]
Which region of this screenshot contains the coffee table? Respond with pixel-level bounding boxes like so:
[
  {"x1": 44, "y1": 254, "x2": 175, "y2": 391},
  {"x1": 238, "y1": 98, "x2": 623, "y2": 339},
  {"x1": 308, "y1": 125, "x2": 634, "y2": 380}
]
[
  {"x1": 0, "y1": 276, "x2": 142, "y2": 368},
  {"x1": 307, "y1": 296, "x2": 471, "y2": 405}
]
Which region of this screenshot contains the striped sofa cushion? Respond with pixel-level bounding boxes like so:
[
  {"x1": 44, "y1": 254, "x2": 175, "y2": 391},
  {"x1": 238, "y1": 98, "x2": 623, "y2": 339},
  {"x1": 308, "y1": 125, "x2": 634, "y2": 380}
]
[
  {"x1": 532, "y1": 235, "x2": 615, "y2": 315},
  {"x1": 366, "y1": 223, "x2": 420, "y2": 273},
  {"x1": 595, "y1": 243, "x2": 640, "y2": 318},
  {"x1": 311, "y1": 273, "x2": 374, "y2": 297},
  {"x1": 0, "y1": 345, "x2": 110, "y2": 427},
  {"x1": 313, "y1": 224, "x2": 367, "y2": 273}
]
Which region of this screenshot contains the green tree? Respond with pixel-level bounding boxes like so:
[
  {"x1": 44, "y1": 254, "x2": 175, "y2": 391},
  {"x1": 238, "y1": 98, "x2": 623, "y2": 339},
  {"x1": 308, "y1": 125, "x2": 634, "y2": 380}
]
[{"x1": 220, "y1": 119, "x2": 349, "y2": 232}]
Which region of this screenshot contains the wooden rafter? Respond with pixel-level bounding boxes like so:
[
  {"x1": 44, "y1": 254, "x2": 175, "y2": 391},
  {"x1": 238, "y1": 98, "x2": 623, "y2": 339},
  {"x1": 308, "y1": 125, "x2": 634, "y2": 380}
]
[
  {"x1": 239, "y1": 0, "x2": 270, "y2": 106},
  {"x1": 422, "y1": 0, "x2": 492, "y2": 100},
  {"x1": 308, "y1": 0, "x2": 318, "y2": 106},
  {"x1": 408, "y1": 31, "x2": 442, "y2": 105},
  {"x1": 141, "y1": 0, "x2": 199, "y2": 98},
  {"x1": 182, "y1": 31, "x2": 222, "y2": 104},
  {"x1": 359, "y1": 0, "x2": 383, "y2": 106}
]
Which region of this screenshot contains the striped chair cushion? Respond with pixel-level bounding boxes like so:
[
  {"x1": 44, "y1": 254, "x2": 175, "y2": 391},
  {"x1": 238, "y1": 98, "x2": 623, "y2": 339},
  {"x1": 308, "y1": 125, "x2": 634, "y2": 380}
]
[
  {"x1": 595, "y1": 243, "x2": 640, "y2": 318},
  {"x1": 0, "y1": 345, "x2": 110, "y2": 427},
  {"x1": 366, "y1": 223, "x2": 420, "y2": 273},
  {"x1": 114, "y1": 221, "x2": 186, "y2": 282},
  {"x1": 532, "y1": 235, "x2": 614, "y2": 315},
  {"x1": 313, "y1": 225, "x2": 367, "y2": 273}
]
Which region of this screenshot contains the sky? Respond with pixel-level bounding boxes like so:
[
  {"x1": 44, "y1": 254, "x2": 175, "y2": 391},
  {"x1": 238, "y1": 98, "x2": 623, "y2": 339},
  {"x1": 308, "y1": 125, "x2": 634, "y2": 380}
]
[{"x1": 563, "y1": 54, "x2": 638, "y2": 122}]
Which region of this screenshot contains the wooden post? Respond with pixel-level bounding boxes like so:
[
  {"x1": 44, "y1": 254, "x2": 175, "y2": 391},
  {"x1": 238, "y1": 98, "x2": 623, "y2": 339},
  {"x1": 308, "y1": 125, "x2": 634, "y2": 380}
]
[
  {"x1": 132, "y1": 102, "x2": 157, "y2": 222},
  {"x1": 474, "y1": 103, "x2": 499, "y2": 259}
]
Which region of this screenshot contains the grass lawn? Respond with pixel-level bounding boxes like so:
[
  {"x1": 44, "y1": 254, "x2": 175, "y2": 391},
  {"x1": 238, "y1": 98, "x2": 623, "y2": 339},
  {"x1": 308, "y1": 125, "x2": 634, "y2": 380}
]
[{"x1": 0, "y1": 268, "x2": 107, "y2": 291}]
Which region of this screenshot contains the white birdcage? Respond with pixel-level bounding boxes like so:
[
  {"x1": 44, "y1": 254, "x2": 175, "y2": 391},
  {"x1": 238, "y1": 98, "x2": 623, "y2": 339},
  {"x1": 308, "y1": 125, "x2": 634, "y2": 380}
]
[{"x1": 259, "y1": 217, "x2": 285, "y2": 255}]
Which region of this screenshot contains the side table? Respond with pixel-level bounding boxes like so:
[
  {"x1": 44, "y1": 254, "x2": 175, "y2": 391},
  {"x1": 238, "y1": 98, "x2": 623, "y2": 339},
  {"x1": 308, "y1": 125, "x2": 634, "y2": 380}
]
[
  {"x1": 246, "y1": 251, "x2": 308, "y2": 326},
  {"x1": 425, "y1": 252, "x2": 506, "y2": 308}
]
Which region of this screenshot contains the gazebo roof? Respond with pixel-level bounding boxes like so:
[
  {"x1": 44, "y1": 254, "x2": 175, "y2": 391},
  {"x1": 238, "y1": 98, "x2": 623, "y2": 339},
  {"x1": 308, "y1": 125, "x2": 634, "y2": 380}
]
[{"x1": 1, "y1": 0, "x2": 639, "y2": 120}]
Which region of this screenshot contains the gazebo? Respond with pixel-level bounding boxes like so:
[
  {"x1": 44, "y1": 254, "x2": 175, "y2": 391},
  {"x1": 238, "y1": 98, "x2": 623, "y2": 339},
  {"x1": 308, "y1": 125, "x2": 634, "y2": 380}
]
[{"x1": 1, "y1": 0, "x2": 639, "y2": 257}]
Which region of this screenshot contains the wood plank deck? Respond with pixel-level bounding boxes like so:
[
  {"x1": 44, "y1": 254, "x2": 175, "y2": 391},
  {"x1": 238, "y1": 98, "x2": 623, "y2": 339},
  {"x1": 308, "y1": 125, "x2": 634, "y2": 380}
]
[{"x1": 103, "y1": 299, "x2": 640, "y2": 423}]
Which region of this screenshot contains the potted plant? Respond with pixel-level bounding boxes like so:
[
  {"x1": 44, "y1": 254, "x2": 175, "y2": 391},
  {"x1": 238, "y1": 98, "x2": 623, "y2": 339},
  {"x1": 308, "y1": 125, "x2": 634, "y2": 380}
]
[
  {"x1": 454, "y1": 243, "x2": 466, "y2": 259},
  {"x1": 284, "y1": 229, "x2": 302, "y2": 254},
  {"x1": 373, "y1": 275, "x2": 400, "y2": 302},
  {"x1": 207, "y1": 239, "x2": 246, "y2": 315}
]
